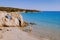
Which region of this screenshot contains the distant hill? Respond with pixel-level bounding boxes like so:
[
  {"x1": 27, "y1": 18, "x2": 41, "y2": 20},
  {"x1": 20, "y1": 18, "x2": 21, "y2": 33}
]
[{"x1": 0, "y1": 7, "x2": 40, "y2": 12}]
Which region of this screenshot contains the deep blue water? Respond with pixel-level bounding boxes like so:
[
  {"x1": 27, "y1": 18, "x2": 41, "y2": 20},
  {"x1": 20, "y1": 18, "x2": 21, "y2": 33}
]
[{"x1": 21, "y1": 11, "x2": 60, "y2": 40}]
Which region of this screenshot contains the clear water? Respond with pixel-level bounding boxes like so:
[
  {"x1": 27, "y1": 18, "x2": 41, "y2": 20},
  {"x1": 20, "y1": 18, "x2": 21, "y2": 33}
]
[{"x1": 21, "y1": 11, "x2": 60, "y2": 40}]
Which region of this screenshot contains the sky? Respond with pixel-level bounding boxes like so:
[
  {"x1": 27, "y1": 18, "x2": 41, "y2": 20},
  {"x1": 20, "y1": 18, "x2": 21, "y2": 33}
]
[{"x1": 0, "y1": 0, "x2": 60, "y2": 11}]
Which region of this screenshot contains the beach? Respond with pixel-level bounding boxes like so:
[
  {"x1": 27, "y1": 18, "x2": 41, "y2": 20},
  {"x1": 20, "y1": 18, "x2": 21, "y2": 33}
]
[
  {"x1": 0, "y1": 0, "x2": 60, "y2": 40},
  {"x1": 0, "y1": 11, "x2": 60, "y2": 40},
  {"x1": 0, "y1": 27, "x2": 49, "y2": 40}
]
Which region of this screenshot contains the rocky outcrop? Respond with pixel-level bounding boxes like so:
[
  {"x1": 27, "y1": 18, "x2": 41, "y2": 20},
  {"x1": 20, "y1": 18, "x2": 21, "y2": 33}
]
[{"x1": 0, "y1": 11, "x2": 28, "y2": 27}]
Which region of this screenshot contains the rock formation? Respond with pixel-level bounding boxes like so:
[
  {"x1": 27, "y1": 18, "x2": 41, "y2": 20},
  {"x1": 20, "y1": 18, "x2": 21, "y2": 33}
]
[{"x1": 0, "y1": 11, "x2": 26, "y2": 27}]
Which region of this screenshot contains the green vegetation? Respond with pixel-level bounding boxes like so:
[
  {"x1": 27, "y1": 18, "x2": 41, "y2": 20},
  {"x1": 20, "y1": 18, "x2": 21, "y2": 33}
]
[{"x1": 0, "y1": 7, "x2": 40, "y2": 12}]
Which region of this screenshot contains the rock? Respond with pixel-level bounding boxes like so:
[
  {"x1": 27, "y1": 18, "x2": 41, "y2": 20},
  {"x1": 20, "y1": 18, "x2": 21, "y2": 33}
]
[{"x1": 0, "y1": 11, "x2": 26, "y2": 27}]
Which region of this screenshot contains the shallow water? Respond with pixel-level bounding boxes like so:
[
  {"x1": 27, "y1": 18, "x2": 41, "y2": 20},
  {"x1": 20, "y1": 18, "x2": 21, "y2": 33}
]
[{"x1": 21, "y1": 11, "x2": 60, "y2": 40}]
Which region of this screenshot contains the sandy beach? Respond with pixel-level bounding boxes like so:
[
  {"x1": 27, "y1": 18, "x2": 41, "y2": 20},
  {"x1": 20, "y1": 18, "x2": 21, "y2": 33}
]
[
  {"x1": 0, "y1": 27, "x2": 49, "y2": 40},
  {"x1": 0, "y1": 27, "x2": 39, "y2": 40}
]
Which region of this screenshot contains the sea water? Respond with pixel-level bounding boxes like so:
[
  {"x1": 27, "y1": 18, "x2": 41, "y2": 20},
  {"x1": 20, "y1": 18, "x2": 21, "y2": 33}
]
[{"x1": 21, "y1": 11, "x2": 60, "y2": 40}]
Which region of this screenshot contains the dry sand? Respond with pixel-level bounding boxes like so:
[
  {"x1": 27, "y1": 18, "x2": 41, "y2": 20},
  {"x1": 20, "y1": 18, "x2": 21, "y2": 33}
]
[{"x1": 0, "y1": 27, "x2": 49, "y2": 40}]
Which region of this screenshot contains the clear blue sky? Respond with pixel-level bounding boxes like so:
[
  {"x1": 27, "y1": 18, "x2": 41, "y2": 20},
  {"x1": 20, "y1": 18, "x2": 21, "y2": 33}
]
[{"x1": 0, "y1": 0, "x2": 60, "y2": 11}]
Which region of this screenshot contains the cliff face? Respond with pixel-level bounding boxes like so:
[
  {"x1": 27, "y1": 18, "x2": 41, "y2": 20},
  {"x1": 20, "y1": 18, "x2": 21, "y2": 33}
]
[
  {"x1": 0, "y1": 7, "x2": 40, "y2": 12},
  {"x1": 0, "y1": 11, "x2": 28, "y2": 27}
]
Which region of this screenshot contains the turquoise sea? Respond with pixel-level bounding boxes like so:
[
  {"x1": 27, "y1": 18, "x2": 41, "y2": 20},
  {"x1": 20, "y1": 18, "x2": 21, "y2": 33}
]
[{"x1": 21, "y1": 11, "x2": 60, "y2": 40}]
